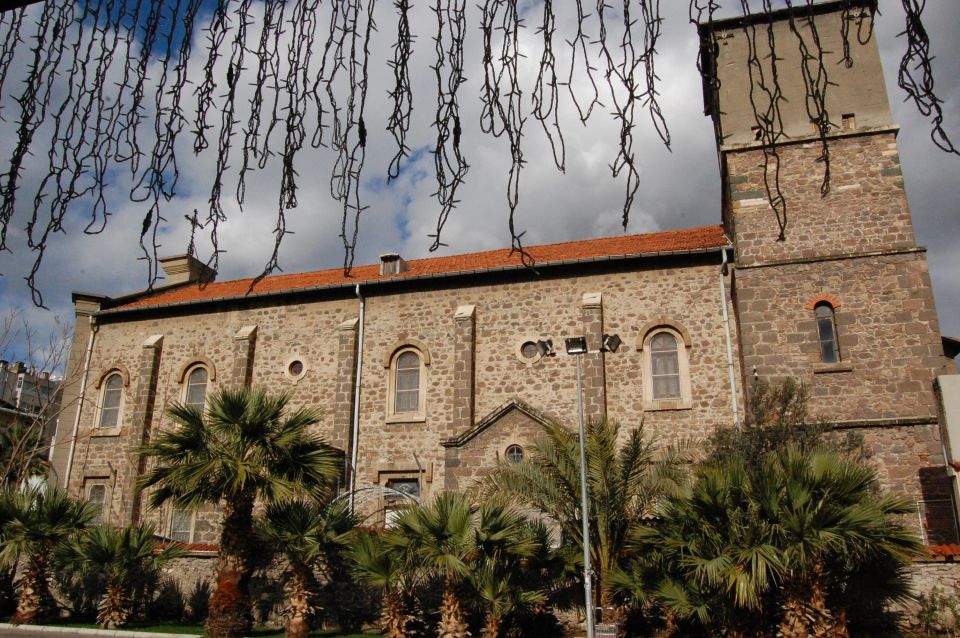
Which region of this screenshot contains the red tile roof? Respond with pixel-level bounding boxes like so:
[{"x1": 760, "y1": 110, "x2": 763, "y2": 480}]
[
  {"x1": 107, "y1": 225, "x2": 727, "y2": 312},
  {"x1": 929, "y1": 544, "x2": 960, "y2": 559}
]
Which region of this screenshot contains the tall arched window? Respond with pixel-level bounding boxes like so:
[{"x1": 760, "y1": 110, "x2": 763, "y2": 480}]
[
  {"x1": 815, "y1": 302, "x2": 840, "y2": 363},
  {"x1": 650, "y1": 332, "x2": 681, "y2": 400},
  {"x1": 184, "y1": 366, "x2": 209, "y2": 410},
  {"x1": 394, "y1": 351, "x2": 421, "y2": 413},
  {"x1": 640, "y1": 323, "x2": 692, "y2": 410},
  {"x1": 98, "y1": 372, "x2": 124, "y2": 428},
  {"x1": 87, "y1": 483, "x2": 106, "y2": 525}
]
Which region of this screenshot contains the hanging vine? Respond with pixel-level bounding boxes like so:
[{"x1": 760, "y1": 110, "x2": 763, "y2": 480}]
[
  {"x1": 898, "y1": 0, "x2": 958, "y2": 155},
  {"x1": 0, "y1": 0, "x2": 955, "y2": 304},
  {"x1": 735, "y1": 0, "x2": 788, "y2": 240},
  {"x1": 427, "y1": 0, "x2": 468, "y2": 252},
  {"x1": 386, "y1": 0, "x2": 414, "y2": 180}
]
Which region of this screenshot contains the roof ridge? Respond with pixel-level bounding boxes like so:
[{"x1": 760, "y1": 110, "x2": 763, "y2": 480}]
[
  {"x1": 200, "y1": 224, "x2": 725, "y2": 287},
  {"x1": 104, "y1": 224, "x2": 727, "y2": 313}
]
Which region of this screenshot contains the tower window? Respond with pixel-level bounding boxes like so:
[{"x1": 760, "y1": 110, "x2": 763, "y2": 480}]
[{"x1": 815, "y1": 302, "x2": 840, "y2": 363}]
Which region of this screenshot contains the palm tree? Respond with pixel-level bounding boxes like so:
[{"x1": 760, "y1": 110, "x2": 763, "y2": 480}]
[
  {"x1": 470, "y1": 500, "x2": 543, "y2": 637},
  {"x1": 137, "y1": 387, "x2": 342, "y2": 638},
  {"x1": 389, "y1": 492, "x2": 476, "y2": 638},
  {"x1": 351, "y1": 530, "x2": 422, "y2": 638},
  {"x1": 255, "y1": 500, "x2": 357, "y2": 638},
  {"x1": 58, "y1": 523, "x2": 183, "y2": 628},
  {"x1": 760, "y1": 447, "x2": 922, "y2": 637},
  {"x1": 0, "y1": 486, "x2": 97, "y2": 624},
  {"x1": 624, "y1": 446, "x2": 922, "y2": 636},
  {"x1": 478, "y1": 418, "x2": 689, "y2": 620},
  {"x1": 619, "y1": 459, "x2": 783, "y2": 636}
]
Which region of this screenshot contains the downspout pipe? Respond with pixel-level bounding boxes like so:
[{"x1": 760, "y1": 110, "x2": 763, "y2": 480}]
[
  {"x1": 720, "y1": 247, "x2": 741, "y2": 428},
  {"x1": 64, "y1": 317, "x2": 98, "y2": 490},
  {"x1": 348, "y1": 284, "x2": 365, "y2": 513}
]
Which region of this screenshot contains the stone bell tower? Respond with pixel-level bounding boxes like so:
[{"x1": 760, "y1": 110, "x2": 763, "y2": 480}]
[{"x1": 699, "y1": 0, "x2": 956, "y2": 542}]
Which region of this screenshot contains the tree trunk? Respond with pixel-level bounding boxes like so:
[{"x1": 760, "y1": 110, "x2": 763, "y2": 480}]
[
  {"x1": 483, "y1": 613, "x2": 501, "y2": 637},
  {"x1": 598, "y1": 579, "x2": 623, "y2": 627},
  {"x1": 205, "y1": 496, "x2": 255, "y2": 638},
  {"x1": 97, "y1": 576, "x2": 131, "y2": 629},
  {"x1": 381, "y1": 588, "x2": 408, "y2": 638},
  {"x1": 778, "y1": 564, "x2": 848, "y2": 638},
  {"x1": 284, "y1": 565, "x2": 317, "y2": 638},
  {"x1": 437, "y1": 578, "x2": 471, "y2": 638},
  {"x1": 13, "y1": 553, "x2": 52, "y2": 624}
]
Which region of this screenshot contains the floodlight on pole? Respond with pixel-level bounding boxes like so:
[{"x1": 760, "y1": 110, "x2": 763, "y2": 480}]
[
  {"x1": 535, "y1": 338, "x2": 555, "y2": 357},
  {"x1": 601, "y1": 333, "x2": 623, "y2": 353},
  {"x1": 565, "y1": 336, "x2": 588, "y2": 355},
  {"x1": 570, "y1": 342, "x2": 595, "y2": 638}
]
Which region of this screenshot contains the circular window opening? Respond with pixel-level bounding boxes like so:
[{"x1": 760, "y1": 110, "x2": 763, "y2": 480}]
[
  {"x1": 505, "y1": 444, "x2": 524, "y2": 463},
  {"x1": 288, "y1": 360, "x2": 304, "y2": 376},
  {"x1": 520, "y1": 342, "x2": 539, "y2": 359}
]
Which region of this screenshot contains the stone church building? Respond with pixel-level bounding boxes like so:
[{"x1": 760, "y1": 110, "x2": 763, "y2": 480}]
[{"x1": 49, "y1": 0, "x2": 958, "y2": 551}]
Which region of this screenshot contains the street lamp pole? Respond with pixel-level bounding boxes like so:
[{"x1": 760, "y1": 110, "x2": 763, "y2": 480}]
[
  {"x1": 538, "y1": 333, "x2": 620, "y2": 638},
  {"x1": 574, "y1": 352, "x2": 595, "y2": 638}
]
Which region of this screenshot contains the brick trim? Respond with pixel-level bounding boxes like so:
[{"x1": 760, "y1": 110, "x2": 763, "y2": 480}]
[
  {"x1": 95, "y1": 364, "x2": 131, "y2": 389},
  {"x1": 804, "y1": 293, "x2": 842, "y2": 310},
  {"x1": 175, "y1": 356, "x2": 218, "y2": 383},
  {"x1": 636, "y1": 318, "x2": 692, "y2": 350},
  {"x1": 382, "y1": 338, "x2": 432, "y2": 368}
]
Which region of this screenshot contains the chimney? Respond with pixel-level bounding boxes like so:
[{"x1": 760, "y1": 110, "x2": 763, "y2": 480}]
[
  {"x1": 159, "y1": 254, "x2": 217, "y2": 286},
  {"x1": 0, "y1": 360, "x2": 7, "y2": 371},
  {"x1": 379, "y1": 253, "x2": 408, "y2": 276},
  {"x1": 39, "y1": 371, "x2": 50, "y2": 381},
  {"x1": 13, "y1": 361, "x2": 25, "y2": 374}
]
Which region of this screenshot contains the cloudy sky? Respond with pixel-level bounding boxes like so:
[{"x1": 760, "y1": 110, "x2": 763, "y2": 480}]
[{"x1": 0, "y1": 0, "x2": 957, "y2": 362}]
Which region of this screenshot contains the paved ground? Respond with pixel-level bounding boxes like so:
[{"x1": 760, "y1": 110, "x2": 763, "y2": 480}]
[
  {"x1": 0, "y1": 630, "x2": 95, "y2": 638},
  {"x1": 0, "y1": 625, "x2": 179, "y2": 638}
]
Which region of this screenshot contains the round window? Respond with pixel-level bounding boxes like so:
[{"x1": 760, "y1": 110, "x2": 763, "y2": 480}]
[
  {"x1": 505, "y1": 444, "x2": 524, "y2": 463},
  {"x1": 520, "y1": 341, "x2": 539, "y2": 359},
  {"x1": 288, "y1": 360, "x2": 304, "y2": 376}
]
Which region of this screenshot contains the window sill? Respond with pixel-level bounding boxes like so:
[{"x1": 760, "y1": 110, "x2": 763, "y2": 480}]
[
  {"x1": 813, "y1": 363, "x2": 854, "y2": 374},
  {"x1": 644, "y1": 399, "x2": 693, "y2": 412},
  {"x1": 92, "y1": 427, "x2": 122, "y2": 437},
  {"x1": 385, "y1": 413, "x2": 426, "y2": 424}
]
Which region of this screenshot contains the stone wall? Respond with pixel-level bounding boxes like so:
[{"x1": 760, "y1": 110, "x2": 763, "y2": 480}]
[
  {"x1": 59, "y1": 255, "x2": 742, "y2": 535},
  {"x1": 725, "y1": 133, "x2": 916, "y2": 267},
  {"x1": 725, "y1": 129, "x2": 955, "y2": 539}
]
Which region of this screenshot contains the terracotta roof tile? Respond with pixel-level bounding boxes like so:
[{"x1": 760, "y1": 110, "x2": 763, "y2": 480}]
[
  {"x1": 158, "y1": 541, "x2": 218, "y2": 553},
  {"x1": 928, "y1": 544, "x2": 960, "y2": 558},
  {"x1": 108, "y1": 225, "x2": 727, "y2": 312}
]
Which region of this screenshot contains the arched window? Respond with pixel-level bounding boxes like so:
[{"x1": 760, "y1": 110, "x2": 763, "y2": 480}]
[
  {"x1": 640, "y1": 323, "x2": 692, "y2": 410},
  {"x1": 184, "y1": 366, "x2": 209, "y2": 410},
  {"x1": 650, "y1": 332, "x2": 681, "y2": 400},
  {"x1": 394, "y1": 351, "x2": 421, "y2": 413},
  {"x1": 385, "y1": 346, "x2": 428, "y2": 421},
  {"x1": 98, "y1": 372, "x2": 124, "y2": 429},
  {"x1": 87, "y1": 483, "x2": 106, "y2": 525},
  {"x1": 815, "y1": 302, "x2": 840, "y2": 363}
]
